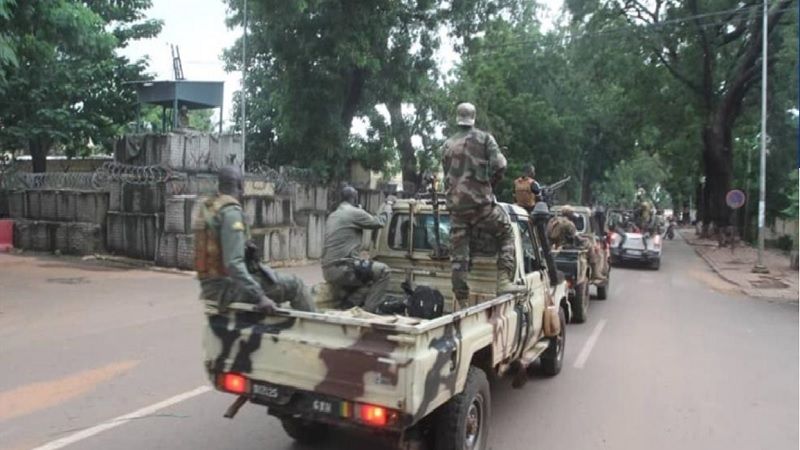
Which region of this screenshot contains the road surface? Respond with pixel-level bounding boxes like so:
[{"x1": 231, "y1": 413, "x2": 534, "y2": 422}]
[{"x1": 0, "y1": 237, "x2": 797, "y2": 450}]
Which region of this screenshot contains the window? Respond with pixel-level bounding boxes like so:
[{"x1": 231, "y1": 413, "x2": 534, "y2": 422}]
[
  {"x1": 571, "y1": 214, "x2": 587, "y2": 233},
  {"x1": 517, "y1": 220, "x2": 541, "y2": 273},
  {"x1": 388, "y1": 213, "x2": 451, "y2": 252}
]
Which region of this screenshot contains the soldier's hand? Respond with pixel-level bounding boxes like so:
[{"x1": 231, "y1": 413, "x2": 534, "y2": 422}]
[{"x1": 254, "y1": 295, "x2": 278, "y2": 314}]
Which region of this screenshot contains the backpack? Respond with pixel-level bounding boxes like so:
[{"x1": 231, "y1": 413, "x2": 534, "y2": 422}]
[{"x1": 406, "y1": 285, "x2": 444, "y2": 320}]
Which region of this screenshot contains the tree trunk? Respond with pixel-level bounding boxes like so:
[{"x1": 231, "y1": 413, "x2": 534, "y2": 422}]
[
  {"x1": 388, "y1": 101, "x2": 419, "y2": 194},
  {"x1": 701, "y1": 117, "x2": 734, "y2": 234},
  {"x1": 29, "y1": 138, "x2": 50, "y2": 173}
]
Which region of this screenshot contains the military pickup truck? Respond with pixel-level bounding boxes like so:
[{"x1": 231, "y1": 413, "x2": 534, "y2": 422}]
[
  {"x1": 550, "y1": 205, "x2": 611, "y2": 324},
  {"x1": 202, "y1": 199, "x2": 569, "y2": 449}
]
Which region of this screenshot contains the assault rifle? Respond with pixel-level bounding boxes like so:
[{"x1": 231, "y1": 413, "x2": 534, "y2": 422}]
[
  {"x1": 538, "y1": 176, "x2": 571, "y2": 207},
  {"x1": 422, "y1": 172, "x2": 450, "y2": 260}
]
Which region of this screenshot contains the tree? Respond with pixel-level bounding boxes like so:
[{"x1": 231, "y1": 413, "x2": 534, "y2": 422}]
[
  {"x1": 592, "y1": 151, "x2": 671, "y2": 207},
  {"x1": 223, "y1": 0, "x2": 525, "y2": 183},
  {"x1": 567, "y1": 0, "x2": 797, "y2": 230},
  {"x1": 0, "y1": 0, "x2": 161, "y2": 172}
]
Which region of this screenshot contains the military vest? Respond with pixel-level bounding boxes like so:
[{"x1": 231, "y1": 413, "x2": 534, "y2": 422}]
[
  {"x1": 444, "y1": 129, "x2": 495, "y2": 212},
  {"x1": 514, "y1": 177, "x2": 537, "y2": 208},
  {"x1": 193, "y1": 194, "x2": 240, "y2": 279}
]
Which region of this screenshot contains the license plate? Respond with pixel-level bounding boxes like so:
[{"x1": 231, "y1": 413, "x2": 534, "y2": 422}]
[
  {"x1": 311, "y1": 399, "x2": 336, "y2": 415},
  {"x1": 626, "y1": 249, "x2": 642, "y2": 255},
  {"x1": 252, "y1": 382, "x2": 280, "y2": 399}
]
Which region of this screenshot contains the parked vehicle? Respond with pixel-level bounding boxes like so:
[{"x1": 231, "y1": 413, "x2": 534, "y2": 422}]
[{"x1": 203, "y1": 199, "x2": 569, "y2": 449}]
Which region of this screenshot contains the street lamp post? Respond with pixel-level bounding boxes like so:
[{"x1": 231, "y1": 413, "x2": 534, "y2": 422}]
[
  {"x1": 241, "y1": 1, "x2": 248, "y2": 158},
  {"x1": 753, "y1": 0, "x2": 769, "y2": 274}
]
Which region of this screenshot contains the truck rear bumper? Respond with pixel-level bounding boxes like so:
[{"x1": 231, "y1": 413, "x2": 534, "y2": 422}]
[
  {"x1": 610, "y1": 248, "x2": 660, "y2": 263},
  {"x1": 211, "y1": 373, "x2": 412, "y2": 433}
]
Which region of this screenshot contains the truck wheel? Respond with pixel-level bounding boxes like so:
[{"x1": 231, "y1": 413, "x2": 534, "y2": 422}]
[
  {"x1": 435, "y1": 367, "x2": 490, "y2": 450},
  {"x1": 280, "y1": 417, "x2": 328, "y2": 444},
  {"x1": 570, "y1": 281, "x2": 589, "y2": 323},
  {"x1": 596, "y1": 274, "x2": 609, "y2": 300},
  {"x1": 540, "y1": 306, "x2": 566, "y2": 376},
  {"x1": 650, "y1": 259, "x2": 661, "y2": 270}
]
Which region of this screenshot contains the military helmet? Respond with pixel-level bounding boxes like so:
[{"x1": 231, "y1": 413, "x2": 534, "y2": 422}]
[
  {"x1": 560, "y1": 204, "x2": 574, "y2": 216},
  {"x1": 456, "y1": 102, "x2": 476, "y2": 127}
]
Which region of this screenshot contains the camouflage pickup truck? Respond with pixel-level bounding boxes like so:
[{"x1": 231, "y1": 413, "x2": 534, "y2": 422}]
[
  {"x1": 550, "y1": 205, "x2": 611, "y2": 324},
  {"x1": 202, "y1": 199, "x2": 569, "y2": 449}
]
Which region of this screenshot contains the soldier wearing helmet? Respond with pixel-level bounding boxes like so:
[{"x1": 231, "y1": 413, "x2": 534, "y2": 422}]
[
  {"x1": 321, "y1": 186, "x2": 394, "y2": 312},
  {"x1": 441, "y1": 102, "x2": 522, "y2": 305},
  {"x1": 193, "y1": 165, "x2": 315, "y2": 313},
  {"x1": 514, "y1": 164, "x2": 542, "y2": 212},
  {"x1": 634, "y1": 188, "x2": 655, "y2": 234},
  {"x1": 547, "y1": 205, "x2": 579, "y2": 248}
]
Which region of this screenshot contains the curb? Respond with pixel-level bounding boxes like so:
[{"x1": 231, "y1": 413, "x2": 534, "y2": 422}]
[{"x1": 691, "y1": 247, "x2": 743, "y2": 288}]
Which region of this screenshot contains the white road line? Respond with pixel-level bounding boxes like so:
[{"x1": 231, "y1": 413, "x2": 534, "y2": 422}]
[
  {"x1": 32, "y1": 385, "x2": 212, "y2": 450},
  {"x1": 573, "y1": 319, "x2": 607, "y2": 369}
]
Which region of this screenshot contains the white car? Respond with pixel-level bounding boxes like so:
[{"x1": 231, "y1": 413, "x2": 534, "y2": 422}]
[{"x1": 607, "y1": 210, "x2": 662, "y2": 270}]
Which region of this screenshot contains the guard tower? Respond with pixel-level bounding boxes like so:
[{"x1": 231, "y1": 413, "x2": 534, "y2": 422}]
[{"x1": 131, "y1": 80, "x2": 224, "y2": 134}]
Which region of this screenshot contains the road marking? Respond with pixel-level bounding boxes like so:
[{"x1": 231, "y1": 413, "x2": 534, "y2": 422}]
[
  {"x1": 573, "y1": 319, "x2": 607, "y2": 369},
  {"x1": 32, "y1": 385, "x2": 212, "y2": 450},
  {"x1": 0, "y1": 360, "x2": 139, "y2": 422}
]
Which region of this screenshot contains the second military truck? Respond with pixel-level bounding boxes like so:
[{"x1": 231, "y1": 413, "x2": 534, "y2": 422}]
[{"x1": 202, "y1": 199, "x2": 569, "y2": 449}]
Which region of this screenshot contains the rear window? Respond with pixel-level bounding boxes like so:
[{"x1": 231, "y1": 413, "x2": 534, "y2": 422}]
[
  {"x1": 573, "y1": 214, "x2": 587, "y2": 233},
  {"x1": 388, "y1": 213, "x2": 451, "y2": 251}
]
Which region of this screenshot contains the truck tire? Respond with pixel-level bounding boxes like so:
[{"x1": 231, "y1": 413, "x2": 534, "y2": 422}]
[
  {"x1": 649, "y1": 258, "x2": 661, "y2": 270},
  {"x1": 570, "y1": 280, "x2": 589, "y2": 323},
  {"x1": 280, "y1": 417, "x2": 328, "y2": 444},
  {"x1": 435, "y1": 367, "x2": 491, "y2": 450},
  {"x1": 539, "y1": 306, "x2": 566, "y2": 376}
]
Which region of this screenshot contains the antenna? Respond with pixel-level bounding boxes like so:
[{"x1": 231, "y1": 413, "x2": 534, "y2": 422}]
[{"x1": 171, "y1": 44, "x2": 185, "y2": 80}]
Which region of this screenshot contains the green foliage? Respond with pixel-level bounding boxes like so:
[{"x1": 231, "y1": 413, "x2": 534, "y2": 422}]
[
  {"x1": 0, "y1": 0, "x2": 161, "y2": 171},
  {"x1": 593, "y1": 152, "x2": 671, "y2": 208}
]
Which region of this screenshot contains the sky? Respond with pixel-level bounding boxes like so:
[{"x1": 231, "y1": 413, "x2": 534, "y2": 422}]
[{"x1": 122, "y1": 0, "x2": 565, "y2": 129}]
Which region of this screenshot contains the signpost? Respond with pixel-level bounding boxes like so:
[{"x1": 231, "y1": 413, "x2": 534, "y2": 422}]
[
  {"x1": 725, "y1": 189, "x2": 746, "y2": 254},
  {"x1": 726, "y1": 189, "x2": 746, "y2": 210}
]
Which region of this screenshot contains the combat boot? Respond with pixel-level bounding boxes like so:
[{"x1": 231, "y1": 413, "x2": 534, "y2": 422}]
[{"x1": 497, "y1": 276, "x2": 525, "y2": 296}]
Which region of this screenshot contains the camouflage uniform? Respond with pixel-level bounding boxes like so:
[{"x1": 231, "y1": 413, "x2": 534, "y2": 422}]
[
  {"x1": 442, "y1": 127, "x2": 515, "y2": 301},
  {"x1": 635, "y1": 200, "x2": 654, "y2": 232},
  {"x1": 547, "y1": 216, "x2": 578, "y2": 248},
  {"x1": 194, "y1": 194, "x2": 315, "y2": 311},
  {"x1": 322, "y1": 202, "x2": 391, "y2": 312}
]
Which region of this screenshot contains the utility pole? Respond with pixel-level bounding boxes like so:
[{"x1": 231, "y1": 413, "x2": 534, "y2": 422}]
[
  {"x1": 753, "y1": 0, "x2": 769, "y2": 274},
  {"x1": 241, "y1": 1, "x2": 248, "y2": 158}
]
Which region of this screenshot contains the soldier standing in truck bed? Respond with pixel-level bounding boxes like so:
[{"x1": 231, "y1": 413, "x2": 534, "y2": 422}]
[
  {"x1": 193, "y1": 165, "x2": 315, "y2": 313},
  {"x1": 441, "y1": 102, "x2": 523, "y2": 306}
]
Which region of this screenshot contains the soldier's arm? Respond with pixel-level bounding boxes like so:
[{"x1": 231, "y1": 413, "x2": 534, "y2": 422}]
[
  {"x1": 353, "y1": 207, "x2": 390, "y2": 230},
  {"x1": 219, "y1": 206, "x2": 266, "y2": 299},
  {"x1": 531, "y1": 180, "x2": 542, "y2": 195},
  {"x1": 486, "y1": 134, "x2": 507, "y2": 185},
  {"x1": 440, "y1": 142, "x2": 451, "y2": 188}
]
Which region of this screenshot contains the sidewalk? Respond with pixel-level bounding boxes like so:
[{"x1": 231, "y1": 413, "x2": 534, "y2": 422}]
[{"x1": 679, "y1": 228, "x2": 799, "y2": 302}]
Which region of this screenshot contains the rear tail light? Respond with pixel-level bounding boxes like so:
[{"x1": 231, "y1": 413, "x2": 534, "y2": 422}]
[
  {"x1": 219, "y1": 373, "x2": 249, "y2": 394},
  {"x1": 359, "y1": 404, "x2": 388, "y2": 426}
]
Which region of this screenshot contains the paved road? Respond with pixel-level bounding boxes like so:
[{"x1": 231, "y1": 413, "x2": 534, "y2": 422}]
[{"x1": 1, "y1": 237, "x2": 797, "y2": 450}]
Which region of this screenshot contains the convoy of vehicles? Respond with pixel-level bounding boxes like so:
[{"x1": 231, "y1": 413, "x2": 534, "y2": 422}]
[
  {"x1": 203, "y1": 198, "x2": 667, "y2": 448},
  {"x1": 204, "y1": 199, "x2": 569, "y2": 449}
]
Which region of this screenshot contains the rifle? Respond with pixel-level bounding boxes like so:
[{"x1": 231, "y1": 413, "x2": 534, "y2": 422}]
[
  {"x1": 423, "y1": 172, "x2": 450, "y2": 260},
  {"x1": 538, "y1": 176, "x2": 571, "y2": 207}
]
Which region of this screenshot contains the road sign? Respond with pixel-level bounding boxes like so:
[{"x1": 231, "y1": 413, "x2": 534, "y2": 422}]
[{"x1": 726, "y1": 189, "x2": 746, "y2": 209}]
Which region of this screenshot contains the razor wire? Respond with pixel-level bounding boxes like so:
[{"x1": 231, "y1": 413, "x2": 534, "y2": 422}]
[
  {"x1": 248, "y1": 162, "x2": 319, "y2": 194},
  {"x1": 93, "y1": 161, "x2": 175, "y2": 186}
]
